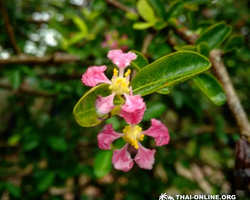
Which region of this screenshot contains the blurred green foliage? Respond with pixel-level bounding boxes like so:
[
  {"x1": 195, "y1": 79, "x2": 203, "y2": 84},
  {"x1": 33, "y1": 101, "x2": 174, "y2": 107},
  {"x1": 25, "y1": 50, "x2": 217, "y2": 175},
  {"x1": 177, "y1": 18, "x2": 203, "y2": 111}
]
[{"x1": 0, "y1": 0, "x2": 250, "y2": 199}]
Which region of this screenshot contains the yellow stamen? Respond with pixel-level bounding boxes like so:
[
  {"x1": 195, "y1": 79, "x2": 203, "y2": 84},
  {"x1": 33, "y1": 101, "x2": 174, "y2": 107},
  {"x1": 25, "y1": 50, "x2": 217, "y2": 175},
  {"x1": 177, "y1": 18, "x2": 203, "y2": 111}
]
[
  {"x1": 113, "y1": 68, "x2": 118, "y2": 76},
  {"x1": 125, "y1": 69, "x2": 131, "y2": 77},
  {"x1": 122, "y1": 125, "x2": 143, "y2": 149}
]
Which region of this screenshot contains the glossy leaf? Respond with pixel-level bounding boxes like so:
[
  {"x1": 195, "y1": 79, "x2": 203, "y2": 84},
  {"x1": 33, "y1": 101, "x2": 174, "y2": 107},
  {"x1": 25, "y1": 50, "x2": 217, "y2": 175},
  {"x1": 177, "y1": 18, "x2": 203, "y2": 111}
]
[
  {"x1": 146, "y1": 0, "x2": 168, "y2": 21},
  {"x1": 73, "y1": 84, "x2": 110, "y2": 127},
  {"x1": 133, "y1": 22, "x2": 155, "y2": 30},
  {"x1": 175, "y1": 45, "x2": 197, "y2": 51},
  {"x1": 130, "y1": 50, "x2": 149, "y2": 70},
  {"x1": 223, "y1": 35, "x2": 244, "y2": 53},
  {"x1": 167, "y1": 1, "x2": 183, "y2": 19},
  {"x1": 157, "y1": 86, "x2": 172, "y2": 94},
  {"x1": 193, "y1": 73, "x2": 226, "y2": 106},
  {"x1": 197, "y1": 42, "x2": 210, "y2": 58},
  {"x1": 196, "y1": 22, "x2": 232, "y2": 49},
  {"x1": 132, "y1": 51, "x2": 211, "y2": 96},
  {"x1": 137, "y1": 0, "x2": 156, "y2": 23},
  {"x1": 94, "y1": 150, "x2": 112, "y2": 178},
  {"x1": 142, "y1": 102, "x2": 167, "y2": 121}
]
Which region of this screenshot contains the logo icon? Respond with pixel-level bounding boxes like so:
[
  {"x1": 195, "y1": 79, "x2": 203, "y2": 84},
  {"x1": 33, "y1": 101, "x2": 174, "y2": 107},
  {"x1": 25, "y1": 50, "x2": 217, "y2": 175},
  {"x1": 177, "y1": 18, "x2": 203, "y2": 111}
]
[{"x1": 159, "y1": 193, "x2": 175, "y2": 200}]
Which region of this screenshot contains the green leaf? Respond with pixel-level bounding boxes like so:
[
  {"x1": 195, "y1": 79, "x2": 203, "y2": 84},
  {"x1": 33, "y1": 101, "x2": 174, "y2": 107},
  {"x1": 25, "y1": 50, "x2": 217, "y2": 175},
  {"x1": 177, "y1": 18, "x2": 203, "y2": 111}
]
[
  {"x1": 146, "y1": 0, "x2": 168, "y2": 21},
  {"x1": 37, "y1": 172, "x2": 55, "y2": 192},
  {"x1": 197, "y1": 42, "x2": 210, "y2": 58},
  {"x1": 73, "y1": 84, "x2": 110, "y2": 127},
  {"x1": 157, "y1": 86, "x2": 172, "y2": 94},
  {"x1": 94, "y1": 150, "x2": 112, "y2": 178},
  {"x1": 133, "y1": 22, "x2": 155, "y2": 30},
  {"x1": 132, "y1": 51, "x2": 211, "y2": 96},
  {"x1": 72, "y1": 16, "x2": 88, "y2": 36},
  {"x1": 196, "y1": 22, "x2": 232, "y2": 49},
  {"x1": 48, "y1": 136, "x2": 68, "y2": 151},
  {"x1": 5, "y1": 182, "x2": 21, "y2": 198},
  {"x1": 8, "y1": 134, "x2": 21, "y2": 146},
  {"x1": 223, "y1": 35, "x2": 244, "y2": 53},
  {"x1": 154, "y1": 21, "x2": 167, "y2": 30},
  {"x1": 175, "y1": 45, "x2": 197, "y2": 51},
  {"x1": 142, "y1": 102, "x2": 167, "y2": 121},
  {"x1": 137, "y1": 0, "x2": 156, "y2": 23},
  {"x1": 68, "y1": 33, "x2": 86, "y2": 46},
  {"x1": 167, "y1": 1, "x2": 183, "y2": 19},
  {"x1": 187, "y1": 12, "x2": 197, "y2": 30},
  {"x1": 192, "y1": 73, "x2": 226, "y2": 106},
  {"x1": 126, "y1": 12, "x2": 139, "y2": 20},
  {"x1": 130, "y1": 50, "x2": 149, "y2": 70},
  {"x1": 7, "y1": 70, "x2": 21, "y2": 90},
  {"x1": 184, "y1": 0, "x2": 212, "y2": 4}
]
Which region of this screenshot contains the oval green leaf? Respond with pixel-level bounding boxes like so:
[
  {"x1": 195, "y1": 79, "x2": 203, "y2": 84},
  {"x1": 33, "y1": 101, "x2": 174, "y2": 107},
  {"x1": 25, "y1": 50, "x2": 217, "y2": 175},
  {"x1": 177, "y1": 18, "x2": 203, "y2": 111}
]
[
  {"x1": 137, "y1": 0, "x2": 156, "y2": 23},
  {"x1": 197, "y1": 42, "x2": 210, "y2": 58},
  {"x1": 132, "y1": 51, "x2": 211, "y2": 96},
  {"x1": 94, "y1": 150, "x2": 112, "y2": 178},
  {"x1": 167, "y1": 1, "x2": 183, "y2": 19},
  {"x1": 196, "y1": 22, "x2": 232, "y2": 49},
  {"x1": 192, "y1": 73, "x2": 226, "y2": 106},
  {"x1": 130, "y1": 50, "x2": 149, "y2": 70},
  {"x1": 142, "y1": 102, "x2": 167, "y2": 121},
  {"x1": 146, "y1": 0, "x2": 168, "y2": 21},
  {"x1": 223, "y1": 35, "x2": 244, "y2": 53},
  {"x1": 133, "y1": 22, "x2": 155, "y2": 30},
  {"x1": 73, "y1": 84, "x2": 110, "y2": 127}
]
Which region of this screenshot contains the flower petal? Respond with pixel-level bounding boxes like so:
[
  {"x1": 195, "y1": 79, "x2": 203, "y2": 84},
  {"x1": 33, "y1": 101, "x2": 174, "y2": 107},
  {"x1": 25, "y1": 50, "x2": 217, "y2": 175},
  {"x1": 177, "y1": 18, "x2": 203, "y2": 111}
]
[
  {"x1": 142, "y1": 119, "x2": 170, "y2": 146},
  {"x1": 134, "y1": 143, "x2": 156, "y2": 170},
  {"x1": 96, "y1": 93, "x2": 116, "y2": 115},
  {"x1": 119, "y1": 94, "x2": 146, "y2": 124},
  {"x1": 81, "y1": 65, "x2": 111, "y2": 87},
  {"x1": 107, "y1": 50, "x2": 137, "y2": 69},
  {"x1": 112, "y1": 143, "x2": 134, "y2": 172},
  {"x1": 97, "y1": 124, "x2": 122, "y2": 150}
]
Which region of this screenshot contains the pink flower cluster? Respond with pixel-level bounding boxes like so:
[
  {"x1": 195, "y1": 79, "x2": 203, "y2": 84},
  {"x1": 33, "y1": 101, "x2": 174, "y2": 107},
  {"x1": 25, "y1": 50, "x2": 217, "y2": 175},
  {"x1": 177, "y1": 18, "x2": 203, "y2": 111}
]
[
  {"x1": 81, "y1": 50, "x2": 170, "y2": 172},
  {"x1": 101, "y1": 30, "x2": 129, "y2": 51}
]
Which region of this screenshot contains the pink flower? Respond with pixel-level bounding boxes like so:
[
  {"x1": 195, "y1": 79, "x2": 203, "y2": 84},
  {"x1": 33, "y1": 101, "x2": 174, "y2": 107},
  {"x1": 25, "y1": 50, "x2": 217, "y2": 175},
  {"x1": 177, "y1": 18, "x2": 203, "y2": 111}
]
[
  {"x1": 108, "y1": 50, "x2": 137, "y2": 69},
  {"x1": 119, "y1": 94, "x2": 146, "y2": 125},
  {"x1": 112, "y1": 143, "x2": 134, "y2": 172},
  {"x1": 97, "y1": 119, "x2": 170, "y2": 172},
  {"x1": 142, "y1": 119, "x2": 170, "y2": 146},
  {"x1": 134, "y1": 143, "x2": 156, "y2": 170},
  {"x1": 97, "y1": 124, "x2": 122, "y2": 149},
  {"x1": 96, "y1": 93, "x2": 116, "y2": 115},
  {"x1": 81, "y1": 65, "x2": 111, "y2": 87},
  {"x1": 81, "y1": 50, "x2": 137, "y2": 115}
]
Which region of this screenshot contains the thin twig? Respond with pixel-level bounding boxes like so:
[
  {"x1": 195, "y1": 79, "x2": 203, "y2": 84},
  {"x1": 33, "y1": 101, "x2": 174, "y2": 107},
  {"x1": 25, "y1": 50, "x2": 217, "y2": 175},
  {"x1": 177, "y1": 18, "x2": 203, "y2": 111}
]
[
  {"x1": 210, "y1": 50, "x2": 250, "y2": 137},
  {"x1": 171, "y1": 22, "x2": 250, "y2": 139},
  {"x1": 0, "y1": 82, "x2": 56, "y2": 97},
  {"x1": 141, "y1": 33, "x2": 154, "y2": 55},
  {"x1": 0, "y1": 0, "x2": 22, "y2": 55},
  {"x1": 105, "y1": 0, "x2": 137, "y2": 14},
  {"x1": 0, "y1": 53, "x2": 79, "y2": 65}
]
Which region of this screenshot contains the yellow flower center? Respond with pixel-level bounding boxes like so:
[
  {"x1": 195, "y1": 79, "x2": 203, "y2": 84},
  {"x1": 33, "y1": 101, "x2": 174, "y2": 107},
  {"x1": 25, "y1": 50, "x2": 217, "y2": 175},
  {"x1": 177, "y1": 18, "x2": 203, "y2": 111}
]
[
  {"x1": 109, "y1": 68, "x2": 131, "y2": 95},
  {"x1": 122, "y1": 125, "x2": 144, "y2": 149}
]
